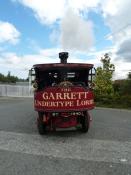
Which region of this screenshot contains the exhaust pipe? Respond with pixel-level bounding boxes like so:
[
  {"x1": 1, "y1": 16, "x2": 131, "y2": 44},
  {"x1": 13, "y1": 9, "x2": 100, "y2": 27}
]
[{"x1": 59, "y1": 52, "x2": 68, "y2": 64}]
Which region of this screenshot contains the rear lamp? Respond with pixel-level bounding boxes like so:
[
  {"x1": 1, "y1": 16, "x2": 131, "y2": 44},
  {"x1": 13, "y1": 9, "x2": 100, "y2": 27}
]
[
  {"x1": 52, "y1": 113, "x2": 59, "y2": 117},
  {"x1": 32, "y1": 81, "x2": 38, "y2": 90}
]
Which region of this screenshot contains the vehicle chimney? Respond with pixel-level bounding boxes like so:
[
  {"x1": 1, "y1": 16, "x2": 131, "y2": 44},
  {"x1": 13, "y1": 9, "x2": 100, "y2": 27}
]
[{"x1": 59, "y1": 52, "x2": 68, "y2": 64}]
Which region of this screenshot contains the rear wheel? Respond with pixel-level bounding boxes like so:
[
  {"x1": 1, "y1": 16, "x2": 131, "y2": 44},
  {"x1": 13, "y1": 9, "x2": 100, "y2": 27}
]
[
  {"x1": 81, "y1": 111, "x2": 90, "y2": 133},
  {"x1": 37, "y1": 112, "x2": 47, "y2": 135}
]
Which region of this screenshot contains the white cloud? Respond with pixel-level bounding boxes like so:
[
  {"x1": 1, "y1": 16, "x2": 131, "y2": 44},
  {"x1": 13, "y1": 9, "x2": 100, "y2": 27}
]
[
  {"x1": 0, "y1": 21, "x2": 20, "y2": 44},
  {"x1": 84, "y1": 46, "x2": 131, "y2": 79},
  {"x1": 12, "y1": 0, "x2": 131, "y2": 47},
  {"x1": 60, "y1": 9, "x2": 94, "y2": 52},
  {"x1": 12, "y1": 0, "x2": 101, "y2": 25},
  {"x1": 0, "y1": 47, "x2": 128, "y2": 80},
  {"x1": 116, "y1": 39, "x2": 131, "y2": 62},
  {"x1": 12, "y1": 0, "x2": 101, "y2": 24},
  {"x1": 11, "y1": 0, "x2": 97, "y2": 52},
  {"x1": 68, "y1": 0, "x2": 101, "y2": 12},
  {"x1": 0, "y1": 47, "x2": 100, "y2": 78},
  {"x1": 100, "y1": 0, "x2": 131, "y2": 62},
  {"x1": 13, "y1": 0, "x2": 66, "y2": 25},
  {"x1": 6, "y1": 0, "x2": 131, "y2": 79},
  {"x1": 0, "y1": 48, "x2": 62, "y2": 78},
  {"x1": 102, "y1": 0, "x2": 120, "y2": 17},
  {"x1": 101, "y1": 0, "x2": 131, "y2": 41},
  {"x1": 113, "y1": 60, "x2": 131, "y2": 79}
]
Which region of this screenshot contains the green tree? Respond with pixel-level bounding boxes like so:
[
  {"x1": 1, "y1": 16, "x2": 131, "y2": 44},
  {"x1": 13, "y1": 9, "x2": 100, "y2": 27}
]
[
  {"x1": 0, "y1": 72, "x2": 19, "y2": 83},
  {"x1": 128, "y1": 72, "x2": 131, "y2": 80},
  {"x1": 120, "y1": 72, "x2": 131, "y2": 95},
  {"x1": 0, "y1": 73, "x2": 6, "y2": 82},
  {"x1": 94, "y1": 53, "x2": 115, "y2": 98}
]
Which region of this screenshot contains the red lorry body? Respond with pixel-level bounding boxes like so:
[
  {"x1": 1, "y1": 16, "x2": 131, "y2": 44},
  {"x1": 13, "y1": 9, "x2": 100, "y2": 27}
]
[{"x1": 31, "y1": 52, "x2": 95, "y2": 134}]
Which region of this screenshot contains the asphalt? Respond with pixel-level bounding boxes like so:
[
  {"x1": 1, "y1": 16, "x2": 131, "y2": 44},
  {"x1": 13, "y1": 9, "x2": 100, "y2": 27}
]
[{"x1": 0, "y1": 97, "x2": 131, "y2": 175}]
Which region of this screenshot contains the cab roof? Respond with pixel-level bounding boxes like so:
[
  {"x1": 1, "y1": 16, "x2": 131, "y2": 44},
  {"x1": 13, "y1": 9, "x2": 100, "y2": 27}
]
[{"x1": 33, "y1": 63, "x2": 94, "y2": 70}]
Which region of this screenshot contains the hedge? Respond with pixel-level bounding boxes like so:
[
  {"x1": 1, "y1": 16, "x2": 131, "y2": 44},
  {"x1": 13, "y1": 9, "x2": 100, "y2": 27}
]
[{"x1": 95, "y1": 94, "x2": 131, "y2": 109}]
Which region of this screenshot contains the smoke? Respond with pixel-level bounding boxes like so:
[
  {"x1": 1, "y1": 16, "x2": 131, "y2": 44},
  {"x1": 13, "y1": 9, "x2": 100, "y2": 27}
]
[{"x1": 60, "y1": 9, "x2": 94, "y2": 52}]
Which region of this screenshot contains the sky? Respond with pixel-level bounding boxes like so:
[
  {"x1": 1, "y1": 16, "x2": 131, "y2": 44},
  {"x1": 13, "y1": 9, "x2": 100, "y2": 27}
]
[{"x1": 0, "y1": 0, "x2": 131, "y2": 79}]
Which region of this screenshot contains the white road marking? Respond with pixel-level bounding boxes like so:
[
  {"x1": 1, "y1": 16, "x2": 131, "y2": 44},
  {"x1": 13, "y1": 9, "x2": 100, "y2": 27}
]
[
  {"x1": 120, "y1": 158, "x2": 127, "y2": 162},
  {"x1": 0, "y1": 130, "x2": 131, "y2": 164}
]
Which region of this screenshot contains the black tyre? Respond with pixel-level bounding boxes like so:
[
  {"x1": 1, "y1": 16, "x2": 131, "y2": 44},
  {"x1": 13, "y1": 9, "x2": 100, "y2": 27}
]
[
  {"x1": 81, "y1": 111, "x2": 90, "y2": 133},
  {"x1": 37, "y1": 112, "x2": 46, "y2": 135}
]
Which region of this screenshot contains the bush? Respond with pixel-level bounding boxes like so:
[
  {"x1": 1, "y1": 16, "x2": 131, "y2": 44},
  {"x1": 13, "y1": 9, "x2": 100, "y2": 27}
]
[
  {"x1": 95, "y1": 93, "x2": 131, "y2": 109},
  {"x1": 119, "y1": 95, "x2": 131, "y2": 108}
]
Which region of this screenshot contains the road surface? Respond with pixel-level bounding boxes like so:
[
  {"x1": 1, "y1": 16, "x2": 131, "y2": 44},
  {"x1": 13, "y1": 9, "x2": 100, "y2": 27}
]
[{"x1": 0, "y1": 97, "x2": 131, "y2": 175}]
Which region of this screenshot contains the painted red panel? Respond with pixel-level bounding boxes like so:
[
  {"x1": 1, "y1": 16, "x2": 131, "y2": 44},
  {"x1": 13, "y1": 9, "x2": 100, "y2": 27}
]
[
  {"x1": 34, "y1": 86, "x2": 95, "y2": 112},
  {"x1": 52, "y1": 116, "x2": 77, "y2": 128}
]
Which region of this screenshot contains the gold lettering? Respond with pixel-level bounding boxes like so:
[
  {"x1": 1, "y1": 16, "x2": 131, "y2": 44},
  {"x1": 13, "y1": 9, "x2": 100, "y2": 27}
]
[
  {"x1": 35, "y1": 99, "x2": 94, "y2": 108},
  {"x1": 43, "y1": 92, "x2": 48, "y2": 100},
  {"x1": 70, "y1": 92, "x2": 77, "y2": 100},
  {"x1": 84, "y1": 92, "x2": 88, "y2": 98},
  {"x1": 63, "y1": 93, "x2": 70, "y2": 100},
  {"x1": 41, "y1": 101, "x2": 47, "y2": 107},
  {"x1": 59, "y1": 101, "x2": 64, "y2": 107},
  {"x1": 77, "y1": 92, "x2": 83, "y2": 99},
  {"x1": 37, "y1": 100, "x2": 42, "y2": 106},
  {"x1": 69, "y1": 101, "x2": 74, "y2": 107},
  {"x1": 53, "y1": 102, "x2": 58, "y2": 107},
  {"x1": 49, "y1": 92, "x2": 55, "y2": 100},
  {"x1": 61, "y1": 88, "x2": 71, "y2": 92},
  {"x1": 90, "y1": 99, "x2": 94, "y2": 104},
  {"x1": 42, "y1": 91, "x2": 90, "y2": 101},
  {"x1": 56, "y1": 93, "x2": 63, "y2": 100},
  {"x1": 65, "y1": 101, "x2": 70, "y2": 106},
  {"x1": 76, "y1": 99, "x2": 94, "y2": 106},
  {"x1": 77, "y1": 100, "x2": 80, "y2": 106}
]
